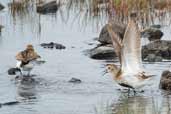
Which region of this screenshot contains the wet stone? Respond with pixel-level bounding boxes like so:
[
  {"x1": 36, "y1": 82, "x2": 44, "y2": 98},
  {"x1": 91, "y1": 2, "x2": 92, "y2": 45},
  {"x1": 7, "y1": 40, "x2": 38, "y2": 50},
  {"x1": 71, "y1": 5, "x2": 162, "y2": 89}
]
[
  {"x1": 0, "y1": 3, "x2": 4, "y2": 11},
  {"x1": 99, "y1": 21, "x2": 126, "y2": 44},
  {"x1": 68, "y1": 77, "x2": 82, "y2": 84},
  {"x1": 36, "y1": 1, "x2": 60, "y2": 14},
  {"x1": 0, "y1": 25, "x2": 4, "y2": 33},
  {"x1": 144, "y1": 54, "x2": 163, "y2": 62},
  {"x1": 99, "y1": 22, "x2": 163, "y2": 45},
  {"x1": 142, "y1": 40, "x2": 171, "y2": 60},
  {"x1": 141, "y1": 28, "x2": 163, "y2": 41},
  {"x1": 159, "y1": 70, "x2": 171, "y2": 91},
  {"x1": 40, "y1": 42, "x2": 66, "y2": 50},
  {"x1": 88, "y1": 45, "x2": 116, "y2": 60},
  {"x1": 8, "y1": 68, "x2": 21, "y2": 75}
]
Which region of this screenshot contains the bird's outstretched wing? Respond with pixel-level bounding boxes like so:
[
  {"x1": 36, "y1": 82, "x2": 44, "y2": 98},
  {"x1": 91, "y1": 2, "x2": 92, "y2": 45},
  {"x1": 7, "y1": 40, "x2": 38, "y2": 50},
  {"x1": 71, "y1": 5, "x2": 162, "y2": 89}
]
[
  {"x1": 107, "y1": 23, "x2": 122, "y2": 62},
  {"x1": 121, "y1": 20, "x2": 142, "y2": 73}
]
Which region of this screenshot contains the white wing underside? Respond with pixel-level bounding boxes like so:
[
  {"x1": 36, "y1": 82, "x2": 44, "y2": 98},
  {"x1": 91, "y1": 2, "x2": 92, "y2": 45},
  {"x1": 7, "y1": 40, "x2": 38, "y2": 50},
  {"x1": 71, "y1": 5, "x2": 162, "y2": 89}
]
[
  {"x1": 107, "y1": 20, "x2": 142, "y2": 74},
  {"x1": 121, "y1": 20, "x2": 142, "y2": 74}
]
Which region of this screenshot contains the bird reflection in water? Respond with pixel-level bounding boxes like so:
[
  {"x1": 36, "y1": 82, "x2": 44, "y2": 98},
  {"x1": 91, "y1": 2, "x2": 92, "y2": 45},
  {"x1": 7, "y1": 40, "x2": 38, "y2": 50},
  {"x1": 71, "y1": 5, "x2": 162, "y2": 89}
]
[{"x1": 17, "y1": 76, "x2": 37, "y2": 99}]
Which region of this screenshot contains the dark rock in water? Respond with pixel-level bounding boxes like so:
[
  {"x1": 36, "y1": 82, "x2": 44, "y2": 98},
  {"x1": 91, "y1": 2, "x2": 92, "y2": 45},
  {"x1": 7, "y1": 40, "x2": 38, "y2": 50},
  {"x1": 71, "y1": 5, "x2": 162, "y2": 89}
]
[
  {"x1": 40, "y1": 42, "x2": 66, "y2": 49},
  {"x1": 68, "y1": 78, "x2": 82, "y2": 83},
  {"x1": 88, "y1": 40, "x2": 171, "y2": 61},
  {"x1": 142, "y1": 40, "x2": 171, "y2": 60},
  {"x1": 159, "y1": 70, "x2": 171, "y2": 91},
  {"x1": 88, "y1": 45, "x2": 116, "y2": 60},
  {"x1": 99, "y1": 21, "x2": 126, "y2": 44},
  {"x1": 0, "y1": 25, "x2": 4, "y2": 33},
  {"x1": 0, "y1": 3, "x2": 4, "y2": 11},
  {"x1": 141, "y1": 27, "x2": 163, "y2": 41},
  {"x1": 99, "y1": 21, "x2": 162, "y2": 45},
  {"x1": 36, "y1": 1, "x2": 60, "y2": 14},
  {"x1": 144, "y1": 54, "x2": 163, "y2": 62},
  {"x1": 8, "y1": 68, "x2": 21, "y2": 75}
]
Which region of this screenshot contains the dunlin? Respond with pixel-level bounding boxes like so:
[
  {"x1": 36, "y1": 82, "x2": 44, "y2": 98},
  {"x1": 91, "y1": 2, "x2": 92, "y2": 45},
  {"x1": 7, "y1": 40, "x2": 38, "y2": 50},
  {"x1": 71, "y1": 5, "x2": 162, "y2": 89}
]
[{"x1": 104, "y1": 20, "x2": 154, "y2": 93}]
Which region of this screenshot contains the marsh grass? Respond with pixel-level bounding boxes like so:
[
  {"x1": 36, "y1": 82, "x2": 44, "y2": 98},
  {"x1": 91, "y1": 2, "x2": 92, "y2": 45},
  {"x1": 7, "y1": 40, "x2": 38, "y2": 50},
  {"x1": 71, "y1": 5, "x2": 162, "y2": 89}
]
[
  {"x1": 8, "y1": 0, "x2": 34, "y2": 19},
  {"x1": 61, "y1": 0, "x2": 171, "y2": 26},
  {"x1": 7, "y1": 0, "x2": 171, "y2": 27}
]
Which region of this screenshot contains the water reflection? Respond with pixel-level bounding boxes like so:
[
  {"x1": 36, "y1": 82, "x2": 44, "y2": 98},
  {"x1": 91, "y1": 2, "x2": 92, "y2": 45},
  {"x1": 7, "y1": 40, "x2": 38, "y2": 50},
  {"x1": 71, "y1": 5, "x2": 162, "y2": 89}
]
[
  {"x1": 8, "y1": 0, "x2": 33, "y2": 20},
  {"x1": 17, "y1": 76, "x2": 37, "y2": 99},
  {"x1": 112, "y1": 95, "x2": 156, "y2": 114},
  {"x1": 160, "y1": 94, "x2": 171, "y2": 114},
  {"x1": 96, "y1": 93, "x2": 171, "y2": 114}
]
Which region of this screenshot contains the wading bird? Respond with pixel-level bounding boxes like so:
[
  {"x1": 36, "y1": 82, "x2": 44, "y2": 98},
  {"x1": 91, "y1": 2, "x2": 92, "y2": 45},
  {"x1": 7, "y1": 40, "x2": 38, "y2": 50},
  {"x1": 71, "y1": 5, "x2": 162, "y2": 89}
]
[
  {"x1": 104, "y1": 20, "x2": 154, "y2": 93},
  {"x1": 15, "y1": 44, "x2": 44, "y2": 76}
]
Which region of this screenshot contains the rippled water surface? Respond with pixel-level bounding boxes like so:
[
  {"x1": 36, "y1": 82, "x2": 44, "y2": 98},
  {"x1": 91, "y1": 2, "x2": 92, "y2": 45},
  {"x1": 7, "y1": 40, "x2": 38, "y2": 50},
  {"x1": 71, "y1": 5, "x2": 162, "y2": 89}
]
[{"x1": 0, "y1": 0, "x2": 171, "y2": 114}]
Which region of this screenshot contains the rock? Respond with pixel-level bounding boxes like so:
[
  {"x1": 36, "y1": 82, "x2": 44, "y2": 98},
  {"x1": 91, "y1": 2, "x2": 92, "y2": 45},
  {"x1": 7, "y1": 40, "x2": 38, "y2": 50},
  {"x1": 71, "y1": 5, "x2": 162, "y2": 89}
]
[
  {"x1": 144, "y1": 54, "x2": 163, "y2": 62},
  {"x1": 142, "y1": 40, "x2": 171, "y2": 60},
  {"x1": 159, "y1": 70, "x2": 171, "y2": 91},
  {"x1": 0, "y1": 25, "x2": 4, "y2": 33},
  {"x1": 0, "y1": 3, "x2": 4, "y2": 11},
  {"x1": 98, "y1": 22, "x2": 162, "y2": 44},
  {"x1": 8, "y1": 68, "x2": 21, "y2": 75},
  {"x1": 88, "y1": 45, "x2": 116, "y2": 60},
  {"x1": 88, "y1": 40, "x2": 171, "y2": 60},
  {"x1": 141, "y1": 27, "x2": 163, "y2": 41},
  {"x1": 99, "y1": 21, "x2": 126, "y2": 44},
  {"x1": 40, "y1": 42, "x2": 66, "y2": 49},
  {"x1": 68, "y1": 77, "x2": 82, "y2": 83},
  {"x1": 36, "y1": 1, "x2": 60, "y2": 14}
]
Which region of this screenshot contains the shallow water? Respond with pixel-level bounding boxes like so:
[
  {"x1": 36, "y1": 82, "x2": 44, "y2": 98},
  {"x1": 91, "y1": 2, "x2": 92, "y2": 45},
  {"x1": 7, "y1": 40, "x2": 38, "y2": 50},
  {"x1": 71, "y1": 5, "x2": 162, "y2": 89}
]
[{"x1": 0, "y1": 0, "x2": 171, "y2": 114}]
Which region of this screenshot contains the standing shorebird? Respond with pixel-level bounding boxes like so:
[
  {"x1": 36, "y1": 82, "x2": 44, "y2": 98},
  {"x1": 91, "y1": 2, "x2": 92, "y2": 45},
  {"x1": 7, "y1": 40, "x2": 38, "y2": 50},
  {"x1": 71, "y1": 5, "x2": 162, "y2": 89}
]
[
  {"x1": 15, "y1": 44, "x2": 44, "y2": 76},
  {"x1": 104, "y1": 20, "x2": 154, "y2": 92}
]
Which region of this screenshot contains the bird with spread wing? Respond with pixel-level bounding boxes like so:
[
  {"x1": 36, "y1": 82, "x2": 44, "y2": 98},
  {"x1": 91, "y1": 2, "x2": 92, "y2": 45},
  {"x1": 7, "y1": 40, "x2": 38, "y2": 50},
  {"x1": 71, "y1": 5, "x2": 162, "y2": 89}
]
[{"x1": 104, "y1": 20, "x2": 154, "y2": 92}]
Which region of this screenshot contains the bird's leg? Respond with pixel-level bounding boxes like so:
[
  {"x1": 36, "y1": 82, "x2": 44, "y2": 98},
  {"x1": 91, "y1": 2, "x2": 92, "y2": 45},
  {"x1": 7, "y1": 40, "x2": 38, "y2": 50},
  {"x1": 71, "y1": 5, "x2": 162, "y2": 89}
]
[
  {"x1": 16, "y1": 67, "x2": 23, "y2": 76},
  {"x1": 127, "y1": 88, "x2": 130, "y2": 96},
  {"x1": 20, "y1": 71, "x2": 23, "y2": 76},
  {"x1": 27, "y1": 71, "x2": 31, "y2": 76},
  {"x1": 133, "y1": 89, "x2": 137, "y2": 95}
]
